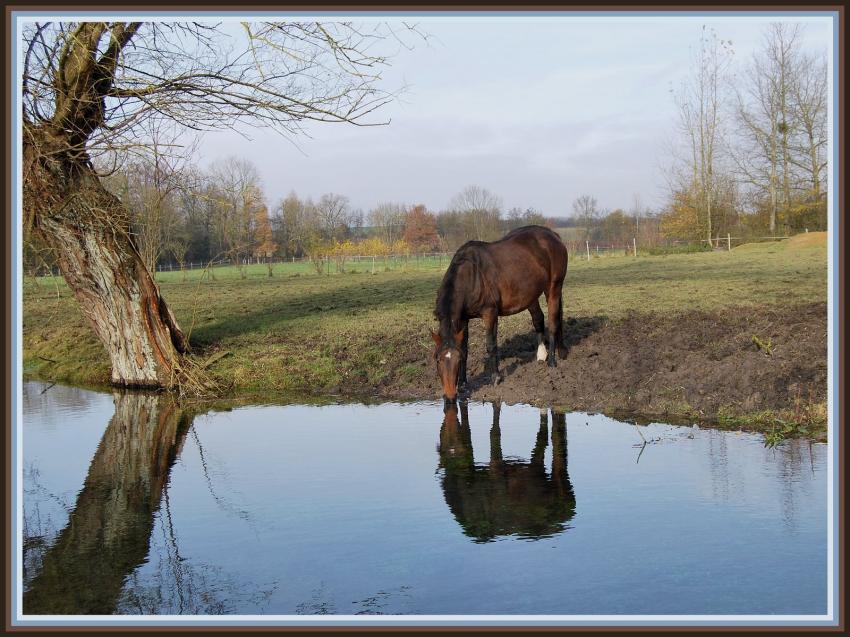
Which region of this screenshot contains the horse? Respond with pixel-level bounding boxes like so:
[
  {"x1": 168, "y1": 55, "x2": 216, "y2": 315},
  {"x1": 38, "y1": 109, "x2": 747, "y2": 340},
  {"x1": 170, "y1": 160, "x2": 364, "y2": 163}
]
[
  {"x1": 430, "y1": 225, "x2": 568, "y2": 402},
  {"x1": 438, "y1": 401, "x2": 576, "y2": 543}
]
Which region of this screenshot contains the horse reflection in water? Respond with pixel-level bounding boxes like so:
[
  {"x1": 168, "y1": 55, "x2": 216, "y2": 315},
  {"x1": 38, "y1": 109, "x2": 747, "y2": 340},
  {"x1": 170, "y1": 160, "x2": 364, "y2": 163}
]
[
  {"x1": 438, "y1": 401, "x2": 576, "y2": 542},
  {"x1": 24, "y1": 392, "x2": 191, "y2": 615}
]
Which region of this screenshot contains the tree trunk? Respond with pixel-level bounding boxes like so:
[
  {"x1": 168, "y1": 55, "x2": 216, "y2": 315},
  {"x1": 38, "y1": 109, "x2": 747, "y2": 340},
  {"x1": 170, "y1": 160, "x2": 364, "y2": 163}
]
[
  {"x1": 769, "y1": 127, "x2": 778, "y2": 234},
  {"x1": 24, "y1": 124, "x2": 189, "y2": 389}
]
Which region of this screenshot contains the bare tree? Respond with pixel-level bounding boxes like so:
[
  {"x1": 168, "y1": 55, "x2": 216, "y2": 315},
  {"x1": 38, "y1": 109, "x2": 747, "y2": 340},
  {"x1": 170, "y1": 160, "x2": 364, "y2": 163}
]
[
  {"x1": 448, "y1": 185, "x2": 503, "y2": 241},
  {"x1": 672, "y1": 25, "x2": 734, "y2": 244},
  {"x1": 166, "y1": 237, "x2": 190, "y2": 282},
  {"x1": 207, "y1": 157, "x2": 265, "y2": 278},
  {"x1": 733, "y1": 23, "x2": 801, "y2": 233},
  {"x1": 788, "y1": 50, "x2": 828, "y2": 225},
  {"x1": 252, "y1": 204, "x2": 278, "y2": 276},
  {"x1": 505, "y1": 206, "x2": 548, "y2": 230},
  {"x1": 116, "y1": 122, "x2": 197, "y2": 276},
  {"x1": 21, "y1": 21, "x2": 416, "y2": 389},
  {"x1": 630, "y1": 193, "x2": 643, "y2": 238},
  {"x1": 315, "y1": 193, "x2": 352, "y2": 241},
  {"x1": 571, "y1": 195, "x2": 600, "y2": 240},
  {"x1": 368, "y1": 202, "x2": 408, "y2": 244},
  {"x1": 273, "y1": 191, "x2": 317, "y2": 258}
]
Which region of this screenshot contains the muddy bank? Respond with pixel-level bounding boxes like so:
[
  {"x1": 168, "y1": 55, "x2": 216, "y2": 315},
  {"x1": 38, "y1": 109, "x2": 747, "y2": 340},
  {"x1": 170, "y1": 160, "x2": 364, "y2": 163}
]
[{"x1": 378, "y1": 302, "x2": 827, "y2": 434}]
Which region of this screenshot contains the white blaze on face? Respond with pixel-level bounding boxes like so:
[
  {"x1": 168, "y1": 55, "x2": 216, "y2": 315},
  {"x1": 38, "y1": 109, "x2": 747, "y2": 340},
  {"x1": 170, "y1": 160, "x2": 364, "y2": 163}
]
[
  {"x1": 445, "y1": 352, "x2": 452, "y2": 359},
  {"x1": 537, "y1": 343, "x2": 548, "y2": 361}
]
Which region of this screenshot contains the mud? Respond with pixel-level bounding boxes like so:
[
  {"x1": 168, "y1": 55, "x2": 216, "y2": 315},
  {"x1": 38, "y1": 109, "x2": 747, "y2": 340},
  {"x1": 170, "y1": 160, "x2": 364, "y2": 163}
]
[{"x1": 379, "y1": 303, "x2": 827, "y2": 423}]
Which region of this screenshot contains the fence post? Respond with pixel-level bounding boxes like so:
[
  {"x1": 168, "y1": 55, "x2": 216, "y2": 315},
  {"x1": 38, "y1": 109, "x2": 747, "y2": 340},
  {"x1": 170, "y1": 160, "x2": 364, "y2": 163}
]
[
  {"x1": 586, "y1": 241, "x2": 590, "y2": 261},
  {"x1": 633, "y1": 237, "x2": 637, "y2": 257},
  {"x1": 727, "y1": 233, "x2": 731, "y2": 251}
]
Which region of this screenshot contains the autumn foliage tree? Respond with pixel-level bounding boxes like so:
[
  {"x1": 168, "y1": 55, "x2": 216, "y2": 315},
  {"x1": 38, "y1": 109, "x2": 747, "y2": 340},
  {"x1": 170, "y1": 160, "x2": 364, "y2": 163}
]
[
  {"x1": 661, "y1": 189, "x2": 706, "y2": 242},
  {"x1": 253, "y1": 205, "x2": 278, "y2": 276},
  {"x1": 402, "y1": 205, "x2": 440, "y2": 252}
]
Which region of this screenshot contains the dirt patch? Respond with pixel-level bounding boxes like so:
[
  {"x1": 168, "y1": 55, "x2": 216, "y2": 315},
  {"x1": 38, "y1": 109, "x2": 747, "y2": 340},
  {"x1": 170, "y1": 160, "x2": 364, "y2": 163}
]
[{"x1": 378, "y1": 303, "x2": 827, "y2": 428}]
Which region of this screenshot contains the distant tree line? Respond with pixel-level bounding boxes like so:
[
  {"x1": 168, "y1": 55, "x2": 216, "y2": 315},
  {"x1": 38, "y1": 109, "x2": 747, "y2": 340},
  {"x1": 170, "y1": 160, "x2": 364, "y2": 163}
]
[
  {"x1": 25, "y1": 165, "x2": 564, "y2": 275},
  {"x1": 563, "y1": 194, "x2": 664, "y2": 247}
]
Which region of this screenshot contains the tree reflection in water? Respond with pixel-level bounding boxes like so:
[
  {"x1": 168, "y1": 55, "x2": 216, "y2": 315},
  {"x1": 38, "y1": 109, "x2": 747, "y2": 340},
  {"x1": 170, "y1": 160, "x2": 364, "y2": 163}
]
[
  {"x1": 438, "y1": 401, "x2": 576, "y2": 543},
  {"x1": 24, "y1": 392, "x2": 189, "y2": 614}
]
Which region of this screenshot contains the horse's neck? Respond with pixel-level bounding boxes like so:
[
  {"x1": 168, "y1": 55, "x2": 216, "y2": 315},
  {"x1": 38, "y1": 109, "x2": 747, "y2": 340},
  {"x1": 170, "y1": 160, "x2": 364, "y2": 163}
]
[{"x1": 440, "y1": 315, "x2": 460, "y2": 339}]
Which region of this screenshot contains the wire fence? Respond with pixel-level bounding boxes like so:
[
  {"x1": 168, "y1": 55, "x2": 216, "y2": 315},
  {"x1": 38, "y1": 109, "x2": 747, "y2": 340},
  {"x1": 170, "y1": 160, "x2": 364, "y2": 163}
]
[
  {"x1": 563, "y1": 234, "x2": 793, "y2": 260},
  {"x1": 153, "y1": 252, "x2": 453, "y2": 273}
]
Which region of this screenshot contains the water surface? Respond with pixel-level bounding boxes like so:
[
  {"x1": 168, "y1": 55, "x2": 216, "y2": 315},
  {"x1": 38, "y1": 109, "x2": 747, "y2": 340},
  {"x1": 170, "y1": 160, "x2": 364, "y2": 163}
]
[{"x1": 21, "y1": 381, "x2": 827, "y2": 616}]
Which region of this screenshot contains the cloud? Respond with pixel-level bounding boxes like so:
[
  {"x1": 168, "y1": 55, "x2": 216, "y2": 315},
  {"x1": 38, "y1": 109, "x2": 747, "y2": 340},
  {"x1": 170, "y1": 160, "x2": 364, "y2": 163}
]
[{"x1": 196, "y1": 17, "x2": 832, "y2": 217}]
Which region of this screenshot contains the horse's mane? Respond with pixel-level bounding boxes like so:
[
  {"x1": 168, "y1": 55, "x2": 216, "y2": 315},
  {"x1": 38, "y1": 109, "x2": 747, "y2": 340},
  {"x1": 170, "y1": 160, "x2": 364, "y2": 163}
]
[{"x1": 434, "y1": 243, "x2": 494, "y2": 322}]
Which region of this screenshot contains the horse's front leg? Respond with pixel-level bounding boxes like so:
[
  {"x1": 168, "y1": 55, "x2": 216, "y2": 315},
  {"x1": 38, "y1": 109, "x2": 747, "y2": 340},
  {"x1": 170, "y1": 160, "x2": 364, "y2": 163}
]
[
  {"x1": 482, "y1": 311, "x2": 500, "y2": 385},
  {"x1": 459, "y1": 319, "x2": 469, "y2": 388},
  {"x1": 528, "y1": 299, "x2": 546, "y2": 362}
]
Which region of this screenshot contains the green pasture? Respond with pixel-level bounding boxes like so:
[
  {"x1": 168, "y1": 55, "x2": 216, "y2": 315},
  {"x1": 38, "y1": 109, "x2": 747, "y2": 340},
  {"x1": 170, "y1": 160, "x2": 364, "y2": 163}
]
[
  {"x1": 23, "y1": 235, "x2": 827, "y2": 397},
  {"x1": 148, "y1": 254, "x2": 451, "y2": 283}
]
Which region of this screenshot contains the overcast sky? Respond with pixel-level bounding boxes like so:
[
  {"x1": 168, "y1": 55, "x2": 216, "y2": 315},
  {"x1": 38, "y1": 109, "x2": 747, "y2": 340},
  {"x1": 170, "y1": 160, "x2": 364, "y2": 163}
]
[{"x1": 197, "y1": 15, "x2": 833, "y2": 218}]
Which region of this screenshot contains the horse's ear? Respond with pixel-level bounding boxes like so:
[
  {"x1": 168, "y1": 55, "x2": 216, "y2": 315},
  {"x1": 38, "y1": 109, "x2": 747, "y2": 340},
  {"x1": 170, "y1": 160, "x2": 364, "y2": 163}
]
[
  {"x1": 430, "y1": 329, "x2": 441, "y2": 346},
  {"x1": 453, "y1": 328, "x2": 464, "y2": 347}
]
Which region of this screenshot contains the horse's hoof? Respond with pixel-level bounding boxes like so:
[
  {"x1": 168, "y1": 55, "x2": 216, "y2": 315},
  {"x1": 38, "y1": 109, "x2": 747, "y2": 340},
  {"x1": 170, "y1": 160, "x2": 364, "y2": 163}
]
[
  {"x1": 547, "y1": 358, "x2": 557, "y2": 369},
  {"x1": 491, "y1": 374, "x2": 501, "y2": 386}
]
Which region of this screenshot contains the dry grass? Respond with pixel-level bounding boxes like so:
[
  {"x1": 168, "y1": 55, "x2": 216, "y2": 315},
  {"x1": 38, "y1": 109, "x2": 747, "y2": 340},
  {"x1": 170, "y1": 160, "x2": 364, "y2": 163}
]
[{"x1": 786, "y1": 231, "x2": 827, "y2": 249}]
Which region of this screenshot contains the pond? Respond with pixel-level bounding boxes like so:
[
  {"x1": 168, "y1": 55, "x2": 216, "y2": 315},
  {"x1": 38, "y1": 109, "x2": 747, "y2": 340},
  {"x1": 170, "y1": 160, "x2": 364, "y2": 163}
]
[{"x1": 20, "y1": 381, "x2": 827, "y2": 617}]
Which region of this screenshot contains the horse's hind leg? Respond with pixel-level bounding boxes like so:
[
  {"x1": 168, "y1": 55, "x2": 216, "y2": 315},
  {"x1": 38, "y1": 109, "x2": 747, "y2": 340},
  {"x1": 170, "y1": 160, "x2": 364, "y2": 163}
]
[
  {"x1": 554, "y1": 279, "x2": 567, "y2": 359},
  {"x1": 482, "y1": 309, "x2": 501, "y2": 384},
  {"x1": 544, "y1": 282, "x2": 564, "y2": 367},
  {"x1": 528, "y1": 299, "x2": 547, "y2": 362}
]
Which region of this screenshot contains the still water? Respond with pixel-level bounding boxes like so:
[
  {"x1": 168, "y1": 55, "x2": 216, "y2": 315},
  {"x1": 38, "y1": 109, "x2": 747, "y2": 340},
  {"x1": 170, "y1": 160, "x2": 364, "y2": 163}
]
[{"x1": 21, "y1": 381, "x2": 827, "y2": 616}]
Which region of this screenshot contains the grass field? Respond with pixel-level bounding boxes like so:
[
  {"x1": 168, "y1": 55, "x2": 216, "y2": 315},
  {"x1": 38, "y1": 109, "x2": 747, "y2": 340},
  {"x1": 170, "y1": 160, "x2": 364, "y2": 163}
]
[{"x1": 23, "y1": 234, "x2": 828, "y2": 401}]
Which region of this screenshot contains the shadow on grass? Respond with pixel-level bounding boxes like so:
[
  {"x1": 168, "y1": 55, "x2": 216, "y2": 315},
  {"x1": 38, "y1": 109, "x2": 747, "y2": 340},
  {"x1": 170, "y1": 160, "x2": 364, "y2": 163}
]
[{"x1": 184, "y1": 273, "x2": 442, "y2": 348}]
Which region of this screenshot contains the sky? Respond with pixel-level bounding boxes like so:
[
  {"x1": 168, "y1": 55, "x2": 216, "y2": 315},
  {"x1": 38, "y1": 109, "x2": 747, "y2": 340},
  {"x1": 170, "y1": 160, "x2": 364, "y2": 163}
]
[{"x1": 195, "y1": 15, "x2": 833, "y2": 218}]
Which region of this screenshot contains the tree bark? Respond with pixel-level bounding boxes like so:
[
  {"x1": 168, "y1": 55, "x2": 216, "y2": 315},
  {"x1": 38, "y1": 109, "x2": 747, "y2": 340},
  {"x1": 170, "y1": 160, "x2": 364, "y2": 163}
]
[{"x1": 24, "y1": 124, "x2": 189, "y2": 388}]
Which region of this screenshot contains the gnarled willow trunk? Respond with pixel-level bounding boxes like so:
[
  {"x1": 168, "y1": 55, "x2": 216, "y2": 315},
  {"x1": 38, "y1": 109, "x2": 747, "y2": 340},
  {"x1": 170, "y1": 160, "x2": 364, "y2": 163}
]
[{"x1": 24, "y1": 124, "x2": 189, "y2": 388}]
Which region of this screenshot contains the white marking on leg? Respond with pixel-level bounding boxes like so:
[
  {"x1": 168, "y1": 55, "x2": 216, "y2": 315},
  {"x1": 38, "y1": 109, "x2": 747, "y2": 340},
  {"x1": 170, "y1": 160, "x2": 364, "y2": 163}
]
[{"x1": 537, "y1": 343, "x2": 548, "y2": 361}]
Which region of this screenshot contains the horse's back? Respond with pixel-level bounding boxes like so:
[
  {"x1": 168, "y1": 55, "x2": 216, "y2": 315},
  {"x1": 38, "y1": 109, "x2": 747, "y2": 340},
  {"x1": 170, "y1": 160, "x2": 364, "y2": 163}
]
[
  {"x1": 503, "y1": 225, "x2": 567, "y2": 257},
  {"x1": 492, "y1": 225, "x2": 568, "y2": 280},
  {"x1": 439, "y1": 225, "x2": 568, "y2": 318}
]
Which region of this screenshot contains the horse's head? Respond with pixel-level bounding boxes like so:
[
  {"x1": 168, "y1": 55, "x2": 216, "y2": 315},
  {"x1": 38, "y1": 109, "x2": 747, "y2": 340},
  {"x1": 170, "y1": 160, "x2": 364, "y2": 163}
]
[{"x1": 431, "y1": 327, "x2": 464, "y2": 402}]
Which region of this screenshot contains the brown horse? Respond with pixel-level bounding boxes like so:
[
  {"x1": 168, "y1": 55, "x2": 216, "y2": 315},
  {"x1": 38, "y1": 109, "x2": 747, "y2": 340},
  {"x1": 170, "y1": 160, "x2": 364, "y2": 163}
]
[{"x1": 431, "y1": 225, "x2": 568, "y2": 401}]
